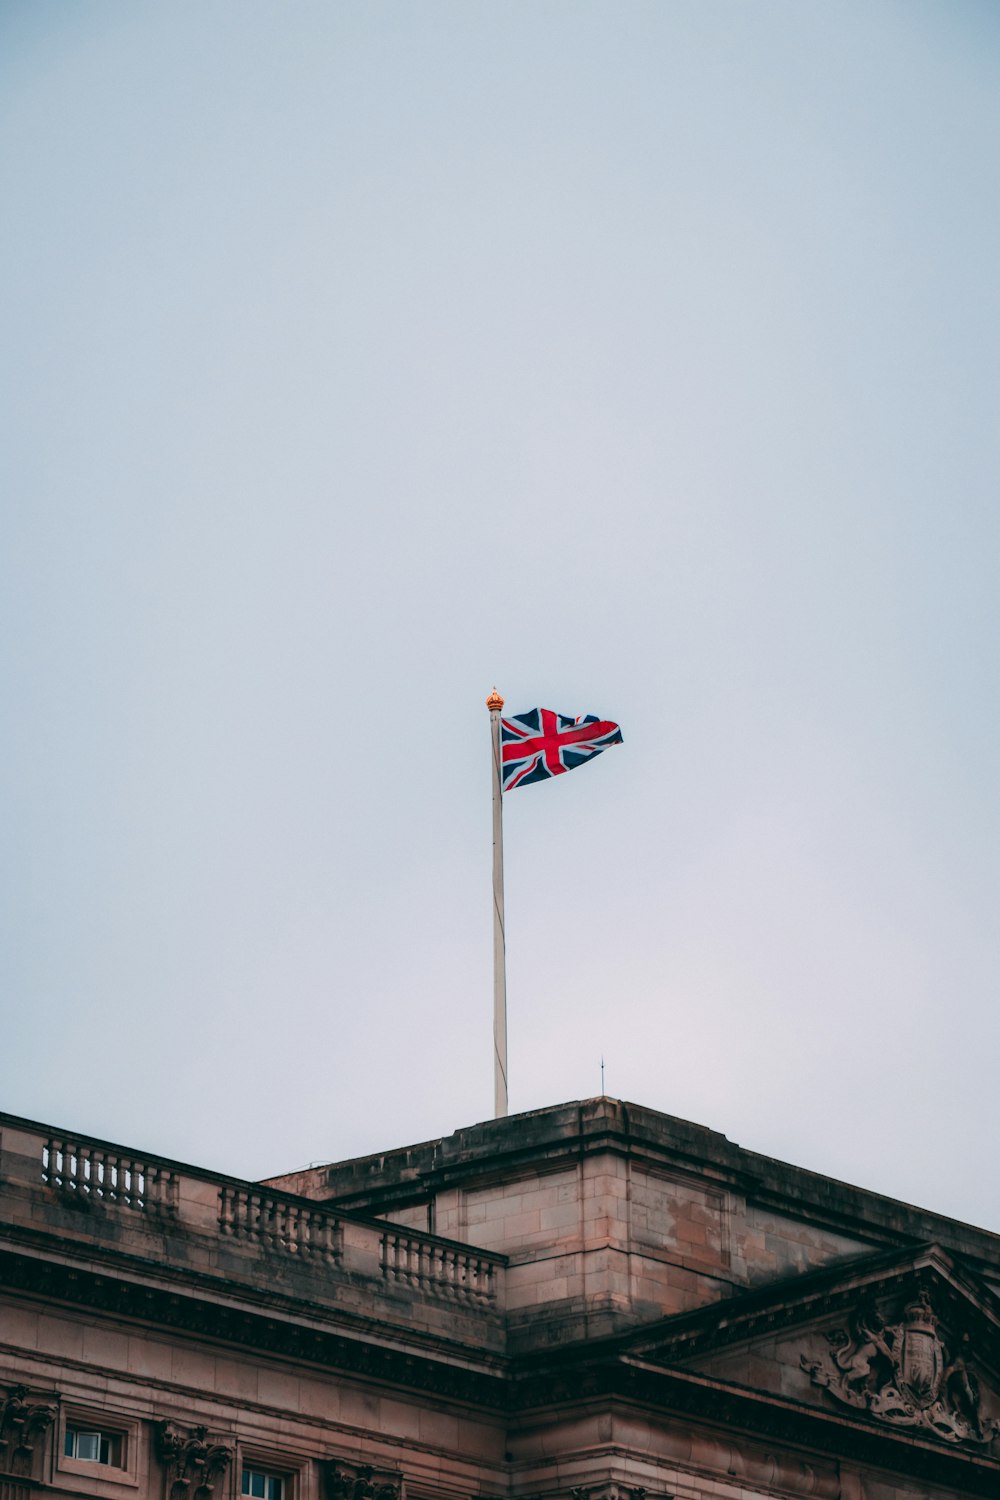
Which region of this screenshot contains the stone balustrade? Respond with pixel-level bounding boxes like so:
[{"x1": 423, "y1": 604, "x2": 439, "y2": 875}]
[
  {"x1": 0, "y1": 1117, "x2": 505, "y2": 1337},
  {"x1": 380, "y1": 1228, "x2": 498, "y2": 1305},
  {"x1": 219, "y1": 1184, "x2": 343, "y2": 1263},
  {"x1": 42, "y1": 1136, "x2": 179, "y2": 1215}
]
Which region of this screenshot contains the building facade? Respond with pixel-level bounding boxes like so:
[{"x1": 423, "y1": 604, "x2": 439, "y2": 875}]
[{"x1": 0, "y1": 1098, "x2": 998, "y2": 1499}]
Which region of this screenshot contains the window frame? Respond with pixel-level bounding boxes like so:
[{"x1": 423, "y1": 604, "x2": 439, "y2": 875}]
[
  {"x1": 238, "y1": 1446, "x2": 301, "y2": 1500},
  {"x1": 56, "y1": 1407, "x2": 138, "y2": 1489}
]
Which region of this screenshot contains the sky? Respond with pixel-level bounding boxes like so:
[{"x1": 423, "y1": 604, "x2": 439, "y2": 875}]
[{"x1": 2, "y1": 2, "x2": 998, "y2": 1230}]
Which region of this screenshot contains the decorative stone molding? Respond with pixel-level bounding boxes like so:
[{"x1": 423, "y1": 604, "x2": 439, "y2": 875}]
[
  {"x1": 571, "y1": 1486, "x2": 649, "y2": 1500},
  {"x1": 154, "y1": 1420, "x2": 233, "y2": 1497},
  {"x1": 323, "y1": 1460, "x2": 403, "y2": 1500},
  {"x1": 802, "y1": 1285, "x2": 998, "y2": 1447},
  {"x1": 0, "y1": 1384, "x2": 56, "y2": 1478}
]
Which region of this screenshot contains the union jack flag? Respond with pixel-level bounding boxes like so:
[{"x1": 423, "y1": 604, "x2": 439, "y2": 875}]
[{"x1": 501, "y1": 708, "x2": 623, "y2": 791}]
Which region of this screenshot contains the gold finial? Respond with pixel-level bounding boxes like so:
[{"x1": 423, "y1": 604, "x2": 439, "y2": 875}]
[{"x1": 486, "y1": 687, "x2": 504, "y2": 712}]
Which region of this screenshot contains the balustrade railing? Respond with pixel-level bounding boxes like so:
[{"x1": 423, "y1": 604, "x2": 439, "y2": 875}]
[
  {"x1": 21, "y1": 1123, "x2": 504, "y2": 1314},
  {"x1": 41, "y1": 1138, "x2": 178, "y2": 1216},
  {"x1": 218, "y1": 1185, "x2": 343, "y2": 1262},
  {"x1": 380, "y1": 1230, "x2": 497, "y2": 1306}
]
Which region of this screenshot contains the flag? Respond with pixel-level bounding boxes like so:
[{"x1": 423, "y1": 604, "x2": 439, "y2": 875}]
[{"x1": 501, "y1": 708, "x2": 623, "y2": 791}]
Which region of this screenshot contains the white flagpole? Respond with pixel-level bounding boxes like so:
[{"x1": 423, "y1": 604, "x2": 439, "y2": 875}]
[{"x1": 487, "y1": 689, "x2": 508, "y2": 1117}]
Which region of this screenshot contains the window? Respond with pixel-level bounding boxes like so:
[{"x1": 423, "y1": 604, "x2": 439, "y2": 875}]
[
  {"x1": 64, "y1": 1426, "x2": 123, "y2": 1466},
  {"x1": 58, "y1": 1411, "x2": 136, "y2": 1488},
  {"x1": 242, "y1": 1469, "x2": 284, "y2": 1500}
]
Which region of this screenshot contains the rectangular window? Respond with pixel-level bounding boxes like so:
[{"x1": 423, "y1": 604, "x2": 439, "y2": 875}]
[
  {"x1": 242, "y1": 1469, "x2": 284, "y2": 1500},
  {"x1": 64, "y1": 1426, "x2": 123, "y2": 1466}
]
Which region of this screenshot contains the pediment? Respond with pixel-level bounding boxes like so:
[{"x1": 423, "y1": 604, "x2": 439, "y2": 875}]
[{"x1": 627, "y1": 1243, "x2": 1000, "y2": 1455}]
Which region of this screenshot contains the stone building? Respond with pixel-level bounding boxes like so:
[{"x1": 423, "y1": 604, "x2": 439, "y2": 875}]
[{"x1": 0, "y1": 1097, "x2": 998, "y2": 1500}]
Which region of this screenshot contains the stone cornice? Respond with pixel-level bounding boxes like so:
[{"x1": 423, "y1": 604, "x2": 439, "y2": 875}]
[
  {"x1": 619, "y1": 1242, "x2": 1000, "y2": 1370},
  {"x1": 0, "y1": 1242, "x2": 508, "y2": 1410},
  {"x1": 303, "y1": 1099, "x2": 1000, "y2": 1274},
  {"x1": 509, "y1": 1356, "x2": 1000, "y2": 1498}
]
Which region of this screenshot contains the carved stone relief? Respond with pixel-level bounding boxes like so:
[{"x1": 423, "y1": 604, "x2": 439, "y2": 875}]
[
  {"x1": 802, "y1": 1285, "x2": 998, "y2": 1447},
  {"x1": 571, "y1": 1485, "x2": 650, "y2": 1500},
  {"x1": 323, "y1": 1460, "x2": 403, "y2": 1500},
  {"x1": 0, "y1": 1384, "x2": 56, "y2": 1478},
  {"x1": 154, "y1": 1420, "x2": 233, "y2": 1498}
]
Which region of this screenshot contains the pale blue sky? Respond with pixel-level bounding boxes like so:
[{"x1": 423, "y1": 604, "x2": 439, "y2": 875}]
[{"x1": 2, "y1": 3, "x2": 998, "y2": 1226}]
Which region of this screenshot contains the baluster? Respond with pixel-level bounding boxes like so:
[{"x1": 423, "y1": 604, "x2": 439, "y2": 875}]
[
  {"x1": 326, "y1": 1213, "x2": 341, "y2": 1263},
  {"x1": 53, "y1": 1138, "x2": 66, "y2": 1192}
]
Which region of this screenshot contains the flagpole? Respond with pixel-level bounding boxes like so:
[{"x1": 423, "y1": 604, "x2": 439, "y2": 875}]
[{"x1": 486, "y1": 689, "x2": 507, "y2": 1117}]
